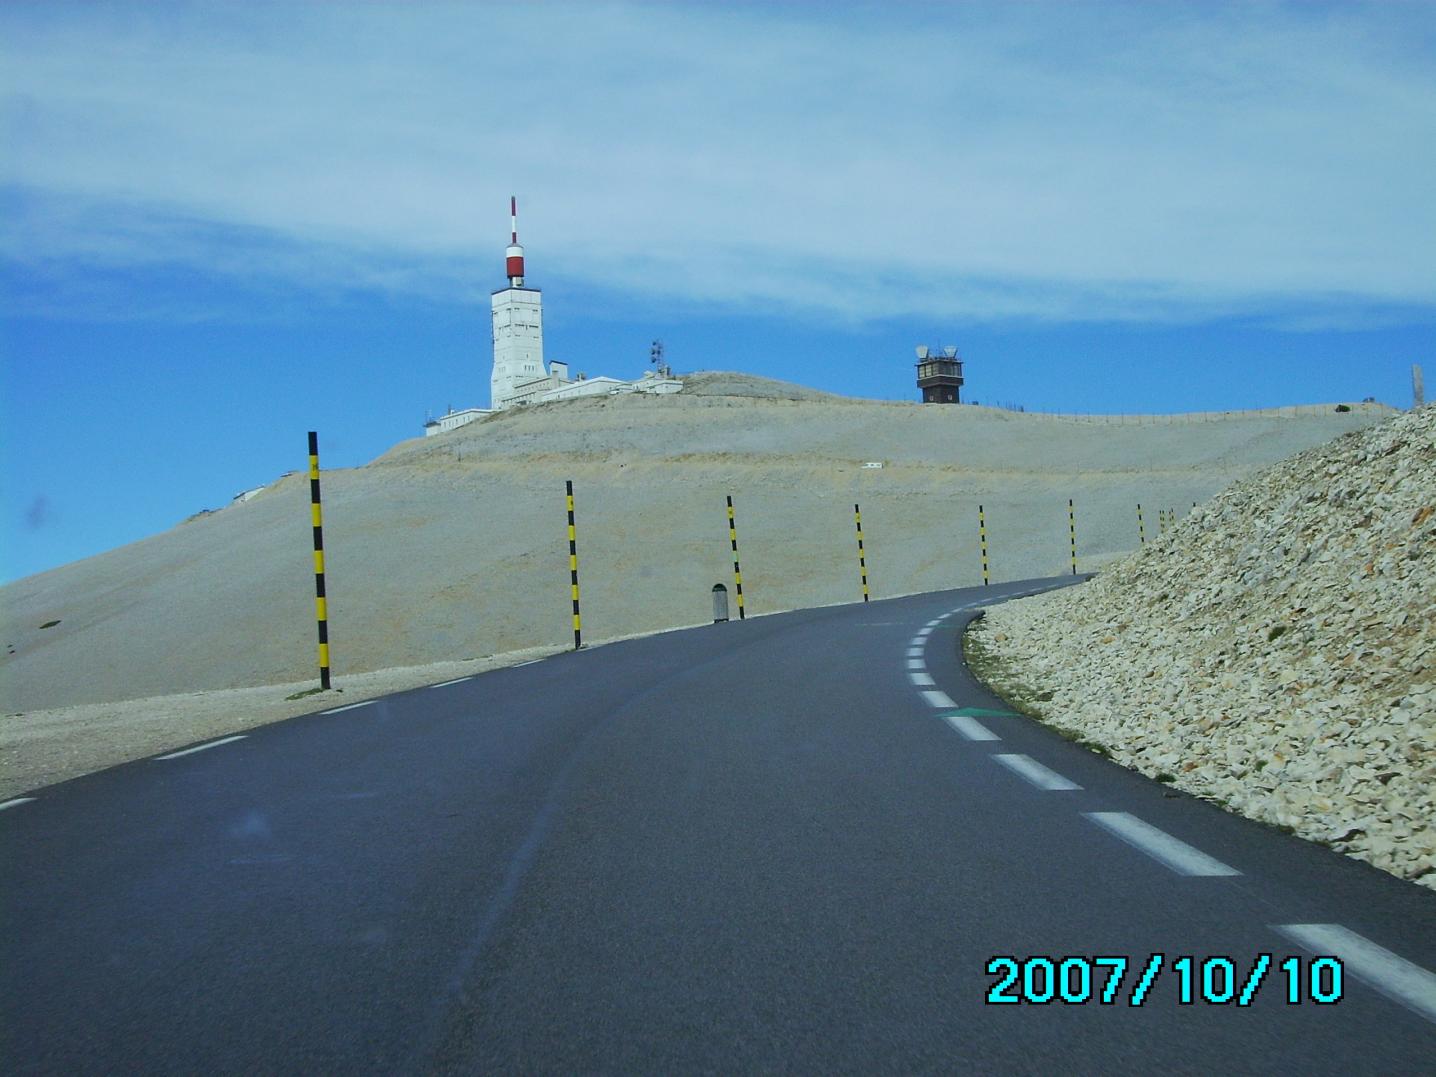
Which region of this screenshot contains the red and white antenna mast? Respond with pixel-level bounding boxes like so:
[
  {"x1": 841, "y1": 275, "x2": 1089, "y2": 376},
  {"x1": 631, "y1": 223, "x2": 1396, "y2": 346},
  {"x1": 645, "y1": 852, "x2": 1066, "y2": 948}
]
[{"x1": 505, "y1": 195, "x2": 525, "y2": 287}]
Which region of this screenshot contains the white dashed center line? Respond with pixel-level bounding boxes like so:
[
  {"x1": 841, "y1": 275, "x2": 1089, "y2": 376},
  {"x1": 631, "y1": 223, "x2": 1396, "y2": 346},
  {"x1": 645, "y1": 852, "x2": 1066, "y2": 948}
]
[
  {"x1": 1275, "y1": 923, "x2": 1436, "y2": 1025},
  {"x1": 156, "y1": 735, "x2": 247, "y2": 761},
  {"x1": 994, "y1": 753, "x2": 1081, "y2": 790},
  {"x1": 943, "y1": 714, "x2": 1000, "y2": 741},
  {"x1": 906, "y1": 658, "x2": 926, "y2": 669},
  {"x1": 1084, "y1": 812, "x2": 1240, "y2": 877},
  {"x1": 921, "y1": 689, "x2": 957, "y2": 709},
  {"x1": 909, "y1": 672, "x2": 936, "y2": 686}
]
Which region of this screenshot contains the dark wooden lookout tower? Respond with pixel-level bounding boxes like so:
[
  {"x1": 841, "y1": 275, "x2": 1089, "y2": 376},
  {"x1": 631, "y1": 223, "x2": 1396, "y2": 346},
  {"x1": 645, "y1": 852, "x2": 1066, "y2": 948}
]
[{"x1": 915, "y1": 345, "x2": 964, "y2": 403}]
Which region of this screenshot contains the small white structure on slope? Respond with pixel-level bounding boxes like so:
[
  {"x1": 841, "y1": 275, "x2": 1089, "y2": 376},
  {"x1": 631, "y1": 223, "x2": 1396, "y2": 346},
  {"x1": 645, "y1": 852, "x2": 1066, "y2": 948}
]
[
  {"x1": 423, "y1": 197, "x2": 682, "y2": 436},
  {"x1": 424, "y1": 406, "x2": 491, "y2": 436}
]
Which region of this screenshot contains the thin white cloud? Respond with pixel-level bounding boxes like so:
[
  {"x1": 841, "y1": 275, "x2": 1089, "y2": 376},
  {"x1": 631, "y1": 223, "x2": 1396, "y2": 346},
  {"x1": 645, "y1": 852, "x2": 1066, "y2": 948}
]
[{"x1": 2, "y1": 0, "x2": 1433, "y2": 325}]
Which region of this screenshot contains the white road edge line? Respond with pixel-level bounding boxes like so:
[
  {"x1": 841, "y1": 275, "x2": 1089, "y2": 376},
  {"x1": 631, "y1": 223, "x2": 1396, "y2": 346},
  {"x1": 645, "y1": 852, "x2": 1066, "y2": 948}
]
[
  {"x1": 428, "y1": 677, "x2": 471, "y2": 689},
  {"x1": 1274, "y1": 923, "x2": 1436, "y2": 1025},
  {"x1": 921, "y1": 689, "x2": 957, "y2": 709},
  {"x1": 0, "y1": 797, "x2": 36, "y2": 811},
  {"x1": 156, "y1": 735, "x2": 248, "y2": 761},
  {"x1": 906, "y1": 647, "x2": 924, "y2": 657},
  {"x1": 909, "y1": 672, "x2": 936, "y2": 687},
  {"x1": 993, "y1": 753, "x2": 1081, "y2": 790},
  {"x1": 1084, "y1": 812, "x2": 1240, "y2": 876},
  {"x1": 321, "y1": 701, "x2": 374, "y2": 715},
  {"x1": 906, "y1": 658, "x2": 926, "y2": 669},
  {"x1": 944, "y1": 714, "x2": 1000, "y2": 741}
]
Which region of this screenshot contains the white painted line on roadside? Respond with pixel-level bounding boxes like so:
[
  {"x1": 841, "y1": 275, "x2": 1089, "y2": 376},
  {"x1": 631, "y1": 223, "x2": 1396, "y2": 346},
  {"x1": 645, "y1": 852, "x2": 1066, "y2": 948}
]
[
  {"x1": 1084, "y1": 812, "x2": 1240, "y2": 877},
  {"x1": 906, "y1": 647, "x2": 924, "y2": 657},
  {"x1": 944, "y1": 714, "x2": 1000, "y2": 741},
  {"x1": 909, "y1": 671, "x2": 936, "y2": 687},
  {"x1": 922, "y1": 689, "x2": 957, "y2": 709},
  {"x1": 0, "y1": 797, "x2": 36, "y2": 811},
  {"x1": 924, "y1": 620, "x2": 941, "y2": 628},
  {"x1": 906, "y1": 658, "x2": 926, "y2": 669},
  {"x1": 321, "y1": 701, "x2": 374, "y2": 715},
  {"x1": 994, "y1": 753, "x2": 1081, "y2": 790},
  {"x1": 1274, "y1": 923, "x2": 1436, "y2": 1025},
  {"x1": 157, "y1": 735, "x2": 247, "y2": 761},
  {"x1": 514, "y1": 659, "x2": 543, "y2": 667},
  {"x1": 428, "y1": 677, "x2": 472, "y2": 689},
  {"x1": 917, "y1": 628, "x2": 933, "y2": 638}
]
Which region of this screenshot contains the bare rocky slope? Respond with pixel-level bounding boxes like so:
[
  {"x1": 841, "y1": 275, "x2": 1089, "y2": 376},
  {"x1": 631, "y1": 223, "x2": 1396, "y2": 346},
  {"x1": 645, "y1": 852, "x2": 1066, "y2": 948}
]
[
  {"x1": 1, "y1": 373, "x2": 1391, "y2": 720},
  {"x1": 970, "y1": 404, "x2": 1434, "y2": 889}
]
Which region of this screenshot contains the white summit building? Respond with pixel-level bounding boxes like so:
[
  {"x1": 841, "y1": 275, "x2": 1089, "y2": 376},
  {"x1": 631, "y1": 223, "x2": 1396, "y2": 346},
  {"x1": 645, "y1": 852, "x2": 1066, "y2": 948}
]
[{"x1": 424, "y1": 197, "x2": 681, "y2": 436}]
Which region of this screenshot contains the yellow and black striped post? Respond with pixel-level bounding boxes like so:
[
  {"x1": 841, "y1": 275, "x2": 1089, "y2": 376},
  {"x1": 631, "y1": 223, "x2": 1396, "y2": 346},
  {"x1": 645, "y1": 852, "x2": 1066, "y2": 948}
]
[
  {"x1": 307, "y1": 431, "x2": 331, "y2": 690},
  {"x1": 726, "y1": 494, "x2": 746, "y2": 619},
  {"x1": 1068, "y1": 498, "x2": 1078, "y2": 575},
  {"x1": 1137, "y1": 503, "x2": 1146, "y2": 544},
  {"x1": 854, "y1": 503, "x2": 869, "y2": 602},
  {"x1": 978, "y1": 504, "x2": 990, "y2": 586},
  {"x1": 565, "y1": 480, "x2": 582, "y2": 649}
]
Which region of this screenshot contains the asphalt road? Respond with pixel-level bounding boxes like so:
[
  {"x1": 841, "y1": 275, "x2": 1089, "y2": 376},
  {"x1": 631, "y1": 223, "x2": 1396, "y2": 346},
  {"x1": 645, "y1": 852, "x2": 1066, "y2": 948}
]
[{"x1": 4, "y1": 578, "x2": 1434, "y2": 1074}]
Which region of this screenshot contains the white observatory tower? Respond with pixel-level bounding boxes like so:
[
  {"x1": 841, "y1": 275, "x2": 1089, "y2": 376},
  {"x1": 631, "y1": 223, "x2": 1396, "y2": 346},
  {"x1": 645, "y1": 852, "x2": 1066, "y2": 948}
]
[{"x1": 490, "y1": 196, "x2": 545, "y2": 409}]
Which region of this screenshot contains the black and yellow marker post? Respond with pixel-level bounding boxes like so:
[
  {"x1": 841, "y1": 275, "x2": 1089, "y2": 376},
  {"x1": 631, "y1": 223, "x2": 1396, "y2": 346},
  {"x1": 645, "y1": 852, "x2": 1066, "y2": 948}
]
[
  {"x1": 1137, "y1": 503, "x2": 1146, "y2": 544},
  {"x1": 307, "y1": 431, "x2": 331, "y2": 690},
  {"x1": 978, "y1": 504, "x2": 990, "y2": 586},
  {"x1": 565, "y1": 480, "x2": 582, "y2": 649},
  {"x1": 725, "y1": 494, "x2": 746, "y2": 619},
  {"x1": 854, "y1": 503, "x2": 870, "y2": 602},
  {"x1": 1068, "y1": 498, "x2": 1078, "y2": 575}
]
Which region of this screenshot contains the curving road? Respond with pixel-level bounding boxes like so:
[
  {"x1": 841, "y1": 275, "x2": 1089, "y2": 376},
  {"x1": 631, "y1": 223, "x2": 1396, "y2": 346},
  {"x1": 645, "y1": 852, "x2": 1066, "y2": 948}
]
[{"x1": 4, "y1": 578, "x2": 1434, "y2": 1073}]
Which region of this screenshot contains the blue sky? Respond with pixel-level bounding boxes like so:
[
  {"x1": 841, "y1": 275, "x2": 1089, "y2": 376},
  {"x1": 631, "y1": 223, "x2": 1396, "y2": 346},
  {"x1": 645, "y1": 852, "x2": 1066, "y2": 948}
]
[{"x1": 2, "y1": 0, "x2": 1433, "y2": 583}]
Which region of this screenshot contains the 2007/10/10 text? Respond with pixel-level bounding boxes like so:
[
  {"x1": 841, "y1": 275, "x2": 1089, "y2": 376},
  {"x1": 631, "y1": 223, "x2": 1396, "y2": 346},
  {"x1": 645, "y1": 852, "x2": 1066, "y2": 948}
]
[{"x1": 986, "y1": 954, "x2": 1344, "y2": 1006}]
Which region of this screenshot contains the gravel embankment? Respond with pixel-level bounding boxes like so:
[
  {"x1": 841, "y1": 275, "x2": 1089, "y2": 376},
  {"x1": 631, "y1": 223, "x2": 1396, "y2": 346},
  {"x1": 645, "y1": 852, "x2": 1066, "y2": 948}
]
[{"x1": 968, "y1": 404, "x2": 1435, "y2": 888}]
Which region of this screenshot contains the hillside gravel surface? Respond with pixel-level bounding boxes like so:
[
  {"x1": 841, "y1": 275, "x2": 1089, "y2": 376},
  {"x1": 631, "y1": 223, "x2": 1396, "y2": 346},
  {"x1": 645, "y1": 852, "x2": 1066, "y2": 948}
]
[
  {"x1": 0, "y1": 374, "x2": 1393, "y2": 796},
  {"x1": 972, "y1": 404, "x2": 1435, "y2": 888}
]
